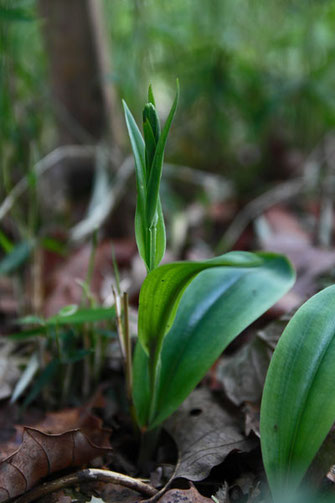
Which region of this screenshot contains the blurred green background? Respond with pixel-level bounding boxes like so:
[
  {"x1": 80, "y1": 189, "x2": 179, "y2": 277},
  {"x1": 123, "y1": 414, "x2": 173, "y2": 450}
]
[{"x1": 2, "y1": 0, "x2": 335, "y2": 207}]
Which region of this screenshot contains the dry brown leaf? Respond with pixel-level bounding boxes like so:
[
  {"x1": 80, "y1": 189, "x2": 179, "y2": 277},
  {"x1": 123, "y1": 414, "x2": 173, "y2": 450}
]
[
  {"x1": 164, "y1": 388, "x2": 256, "y2": 482},
  {"x1": 260, "y1": 206, "x2": 335, "y2": 314},
  {"x1": 0, "y1": 426, "x2": 111, "y2": 502}
]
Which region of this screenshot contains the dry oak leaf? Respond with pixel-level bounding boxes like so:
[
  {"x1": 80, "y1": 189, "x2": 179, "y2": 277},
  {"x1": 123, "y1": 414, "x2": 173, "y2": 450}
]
[{"x1": 0, "y1": 426, "x2": 111, "y2": 502}]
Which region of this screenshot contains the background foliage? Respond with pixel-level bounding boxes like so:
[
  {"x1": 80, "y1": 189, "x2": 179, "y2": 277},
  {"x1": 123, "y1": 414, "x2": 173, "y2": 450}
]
[{"x1": 2, "y1": 0, "x2": 335, "y2": 198}]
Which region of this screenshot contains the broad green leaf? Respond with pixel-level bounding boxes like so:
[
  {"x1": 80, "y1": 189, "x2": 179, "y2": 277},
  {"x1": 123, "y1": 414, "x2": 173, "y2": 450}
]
[
  {"x1": 46, "y1": 306, "x2": 116, "y2": 326},
  {"x1": 260, "y1": 285, "x2": 335, "y2": 497},
  {"x1": 138, "y1": 251, "x2": 263, "y2": 356},
  {"x1": 0, "y1": 240, "x2": 34, "y2": 276},
  {"x1": 134, "y1": 252, "x2": 295, "y2": 428},
  {"x1": 146, "y1": 81, "x2": 179, "y2": 227}
]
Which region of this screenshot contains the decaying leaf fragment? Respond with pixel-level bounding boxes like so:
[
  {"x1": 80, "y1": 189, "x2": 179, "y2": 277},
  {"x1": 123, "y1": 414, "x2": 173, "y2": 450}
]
[
  {"x1": 165, "y1": 388, "x2": 256, "y2": 481},
  {"x1": 0, "y1": 426, "x2": 111, "y2": 502}
]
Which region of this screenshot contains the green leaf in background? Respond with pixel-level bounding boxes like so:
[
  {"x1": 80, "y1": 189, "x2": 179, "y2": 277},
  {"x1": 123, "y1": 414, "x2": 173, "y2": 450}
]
[
  {"x1": 0, "y1": 240, "x2": 35, "y2": 276},
  {"x1": 46, "y1": 306, "x2": 116, "y2": 326},
  {"x1": 0, "y1": 6, "x2": 35, "y2": 22},
  {"x1": 23, "y1": 359, "x2": 59, "y2": 408},
  {"x1": 260, "y1": 285, "x2": 335, "y2": 498},
  {"x1": 133, "y1": 252, "x2": 295, "y2": 428}
]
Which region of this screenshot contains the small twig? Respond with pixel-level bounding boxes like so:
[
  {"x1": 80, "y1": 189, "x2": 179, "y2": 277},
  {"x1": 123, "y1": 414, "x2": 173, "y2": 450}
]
[
  {"x1": 216, "y1": 177, "x2": 306, "y2": 253},
  {"x1": 0, "y1": 146, "x2": 98, "y2": 221},
  {"x1": 13, "y1": 467, "x2": 157, "y2": 503}
]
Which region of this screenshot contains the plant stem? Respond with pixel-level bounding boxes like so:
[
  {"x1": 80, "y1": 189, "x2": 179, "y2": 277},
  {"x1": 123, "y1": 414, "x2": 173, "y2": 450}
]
[
  {"x1": 137, "y1": 427, "x2": 161, "y2": 470},
  {"x1": 123, "y1": 292, "x2": 133, "y2": 403}
]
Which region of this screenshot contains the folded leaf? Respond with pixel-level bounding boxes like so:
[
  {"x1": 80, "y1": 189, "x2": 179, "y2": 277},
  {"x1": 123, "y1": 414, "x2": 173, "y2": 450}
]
[
  {"x1": 260, "y1": 285, "x2": 335, "y2": 497},
  {"x1": 138, "y1": 251, "x2": 262, "y2": 357},
  {"x1": 146, "y1": 80, "x2": 179, "y2": 227},
  {"x1": 134, "y1": 252, "x2": 295, "y2": 428}
]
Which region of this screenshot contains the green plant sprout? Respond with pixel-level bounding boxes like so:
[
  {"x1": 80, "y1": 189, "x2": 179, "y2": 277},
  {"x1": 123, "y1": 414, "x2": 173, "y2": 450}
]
[
  {"x1": 122, "y1": 82, "x2": 179, "y2": 272},
  {"x1": 123, "y1": 83, "x2": 296, "y2": 432},
  {"x1": 260, "y1": 285, "x2": 335, "y2": 501}
]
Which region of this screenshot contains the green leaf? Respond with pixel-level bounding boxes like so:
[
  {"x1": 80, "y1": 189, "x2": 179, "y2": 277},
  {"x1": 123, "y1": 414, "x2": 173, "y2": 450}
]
[
  {"x1": 46, "y1": 306, "x2": 116, "y2": 326},
  {"x1": 138, "y1": 251, "x2": 262, "y2": 356},
  {"x1": 146, "y1": 80, "x2": 179, "y2": 227},
  {"x1": 0, "y1": 230, "x2": 13, "y2": 253},
  {"x1": 153, "y1": 197, "x2": 166, "y2": 269},
  {"x1": 143, "y1": 102, "x2": 160, "y2": 144},
  {"x1": 260, "y1": 285, "x2": 335, "y2": 497},
  {"x1": 9, "y1": 327, "x2": 47, "y2": 340},
  {"x1": 134, "y1": 252, "x2": 295, "y2": 429},
  {"x1": 143, "y1": 117, "x2": 157, "y2": 180},
  {"x1": 135, "y1": 202, "x2": 148, "y2": 268},
  {"x1": 23, "y1": 359, "x2": 59, "y2": 407},
  {"x1": 0, "y1": 7, "x2": 35, "y2": 22},
  {"x1": 148, "y1": 84, "x2": 156, "y2": 107},
  {"x1": 123, "y1": 99, "x2": 148, "y2": 267},
  {"x1": 0, "y1": 240, "x2": 34, "y2": 276}
]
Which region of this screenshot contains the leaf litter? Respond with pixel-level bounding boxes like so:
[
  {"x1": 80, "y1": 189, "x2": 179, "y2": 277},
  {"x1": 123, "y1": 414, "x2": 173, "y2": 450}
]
[{"x1": 164, "y1": 388, "x2": 257, "y2": 482}]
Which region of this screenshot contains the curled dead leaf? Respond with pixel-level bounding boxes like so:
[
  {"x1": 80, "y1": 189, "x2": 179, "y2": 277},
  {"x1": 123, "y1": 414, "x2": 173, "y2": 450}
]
[{"x1": 0, "y1": 426, "x2": 111, "y2": 502}]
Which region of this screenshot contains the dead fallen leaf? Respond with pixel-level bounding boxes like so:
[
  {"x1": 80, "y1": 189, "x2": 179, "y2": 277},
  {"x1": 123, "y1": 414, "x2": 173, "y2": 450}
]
[
  {"x1": 215, "y1": 316, "x2": 291, "y2": 436},
  {"x1": 0, "y1": 339, "x2": 20, "y2": 401},
  {"x1": 164, "y1": 388, "x2": 256, "y2": 482},
  {"x1": 158, "y1": 485, "x2": 212, "y2": 503},
  {"x1": 0, "y1": 426, "x2": 111, "y2": 502},
  {"x1": 259, "y1": 206, "x2": 335, "y2": 314}
]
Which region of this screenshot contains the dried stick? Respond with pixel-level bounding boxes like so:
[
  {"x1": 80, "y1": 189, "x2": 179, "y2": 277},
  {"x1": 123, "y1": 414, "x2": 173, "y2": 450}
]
[{"x1": 13, "y1": 468, "x2": 157, "y2": 503}]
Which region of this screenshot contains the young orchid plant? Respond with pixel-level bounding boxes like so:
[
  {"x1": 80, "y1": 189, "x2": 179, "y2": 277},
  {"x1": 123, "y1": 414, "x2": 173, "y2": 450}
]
[{"x1": 122, "y1": 83, "x2": 295, "y2": 436}]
